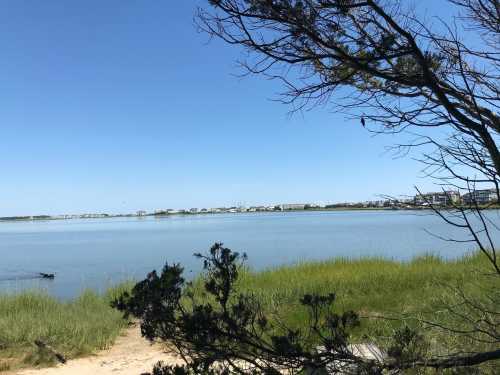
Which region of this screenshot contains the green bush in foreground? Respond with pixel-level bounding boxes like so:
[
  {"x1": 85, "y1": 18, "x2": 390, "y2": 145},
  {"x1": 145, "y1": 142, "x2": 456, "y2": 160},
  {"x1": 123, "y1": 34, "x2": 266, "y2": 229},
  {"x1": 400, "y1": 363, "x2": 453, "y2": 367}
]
[
  {"x1": 115, "y1": 244, "x2": 499, "y2": 374},
  {"x1": 0, "y1": 283, "x2": 132, "y2": 372}
]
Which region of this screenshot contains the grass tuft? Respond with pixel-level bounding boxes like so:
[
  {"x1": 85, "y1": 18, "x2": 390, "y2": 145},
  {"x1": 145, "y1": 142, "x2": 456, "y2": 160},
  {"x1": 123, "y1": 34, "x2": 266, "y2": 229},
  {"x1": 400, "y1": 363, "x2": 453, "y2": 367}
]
[{"x1": 0, "y1": 284, "x2": 132, "y2": 372}]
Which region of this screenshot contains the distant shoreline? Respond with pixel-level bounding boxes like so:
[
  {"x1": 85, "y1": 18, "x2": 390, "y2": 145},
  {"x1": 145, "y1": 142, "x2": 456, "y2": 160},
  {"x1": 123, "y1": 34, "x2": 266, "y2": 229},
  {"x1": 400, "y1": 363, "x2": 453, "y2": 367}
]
[
  {"x1": 3, "y1": 205, "x2": 497, "y2": 223},
  {"x1": 0, "y1": 207, "x2": 402, "y2": 223}
]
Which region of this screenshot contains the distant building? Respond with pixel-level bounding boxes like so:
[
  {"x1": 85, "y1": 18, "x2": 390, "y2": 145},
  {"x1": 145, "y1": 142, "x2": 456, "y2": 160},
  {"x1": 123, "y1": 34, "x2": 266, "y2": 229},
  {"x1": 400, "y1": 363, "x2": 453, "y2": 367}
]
[
  {"x1": 462, "y1": 189, "x2": 497, "y2": 205},
  {"x1": 307, "y1": 203, "x2": 322, "y2": 209},
  {"x1": 414, "y1": 191, "x2": 460, "y2": 206},
  {"x1": 280, "y1": 203, "x2": 306, "y2": 210},
  {"x1": 189, "y1": 208, "x2": 198, "y2": 213},
  {"x1": 136, "y1": 210, "x2": 147, "y2": 216}
]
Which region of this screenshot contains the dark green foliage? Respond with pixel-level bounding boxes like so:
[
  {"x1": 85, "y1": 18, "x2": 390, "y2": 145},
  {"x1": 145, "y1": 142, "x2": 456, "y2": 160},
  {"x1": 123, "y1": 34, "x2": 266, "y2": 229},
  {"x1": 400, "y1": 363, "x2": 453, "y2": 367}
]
[
  {"x1": 387, "y1": 326, "x2": 428, "y2": 367},
  {"x1": 113, "y1": 243, "x2": 499, "y2": 373},
  {"x1": 113, "y1": 243, "x2": 379, "y2": 374},
  {"x1": 112, "y1": 263, "x2": 184, "y2": 342}
]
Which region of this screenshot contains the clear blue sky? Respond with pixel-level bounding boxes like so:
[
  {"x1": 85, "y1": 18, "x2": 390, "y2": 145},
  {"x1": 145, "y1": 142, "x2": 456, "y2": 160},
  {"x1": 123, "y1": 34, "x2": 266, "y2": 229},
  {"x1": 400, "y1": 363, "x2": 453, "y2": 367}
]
[{"x1": 0, "y1": 1, "x2": 447, "y2": 216}]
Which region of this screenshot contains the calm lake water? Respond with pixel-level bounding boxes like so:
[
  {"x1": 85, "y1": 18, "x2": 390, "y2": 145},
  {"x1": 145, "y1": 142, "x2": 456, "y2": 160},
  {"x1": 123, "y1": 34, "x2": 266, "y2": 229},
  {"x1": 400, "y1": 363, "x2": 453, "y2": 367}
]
[{"x1": 1, "y1": 210, "x2": 498, "y2": 299}]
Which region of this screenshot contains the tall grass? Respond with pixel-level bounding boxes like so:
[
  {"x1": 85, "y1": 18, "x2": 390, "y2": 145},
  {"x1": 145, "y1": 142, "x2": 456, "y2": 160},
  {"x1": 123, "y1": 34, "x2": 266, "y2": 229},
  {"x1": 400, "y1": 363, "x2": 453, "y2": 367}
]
[
  {"x1": 0, "y1": 252, "x2": 495, "y2": 371},
  {"x1": 192, "y1": 251, "x2": 494, "y2": 347},
  {"x1": 236, "y1": 252, "x2": 487, "y2": 315},
  {"x1": 186, "y1": 251, "x2": 498, "y2": 373},
  {"x1": 0, "y1": 282, "x2": 133, "y2": 371}
]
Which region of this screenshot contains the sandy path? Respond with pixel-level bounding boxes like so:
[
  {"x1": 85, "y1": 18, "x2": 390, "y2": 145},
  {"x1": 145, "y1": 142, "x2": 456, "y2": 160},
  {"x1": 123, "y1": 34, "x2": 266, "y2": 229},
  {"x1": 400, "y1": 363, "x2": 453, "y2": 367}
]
[{"x1": 15, "y1": 327, "x2": 181, "y2": 375}]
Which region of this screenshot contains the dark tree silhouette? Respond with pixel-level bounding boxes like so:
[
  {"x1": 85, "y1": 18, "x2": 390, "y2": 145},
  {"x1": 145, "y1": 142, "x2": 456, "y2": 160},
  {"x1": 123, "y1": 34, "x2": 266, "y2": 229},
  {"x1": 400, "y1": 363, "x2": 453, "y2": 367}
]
[
  {"x1": 195, "y1": 0, "x2": 500, "y2": 275},
  {"x1": 113, "y1": 243, "x2": 432, "y2": 374},
  {"x1": 114, "y1": 244, "x2": 498, "y2": 374},
  {"x1": 114, "y1": 1, "x2": 500, "y2": 373}
]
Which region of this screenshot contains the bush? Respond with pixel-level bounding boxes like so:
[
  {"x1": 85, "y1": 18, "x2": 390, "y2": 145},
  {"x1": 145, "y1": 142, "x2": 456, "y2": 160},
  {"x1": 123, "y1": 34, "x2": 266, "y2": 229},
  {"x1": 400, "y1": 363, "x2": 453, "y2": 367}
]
[{"x1": 113, "y1": 243, "x2": 451, "y2": 374}]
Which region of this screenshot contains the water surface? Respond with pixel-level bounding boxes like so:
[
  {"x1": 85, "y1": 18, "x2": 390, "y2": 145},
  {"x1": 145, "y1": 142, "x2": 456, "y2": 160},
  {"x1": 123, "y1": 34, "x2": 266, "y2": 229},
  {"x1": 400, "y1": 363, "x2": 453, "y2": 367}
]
[{"x1": 0, "y1": 210, "x2": 497, "y2": 299}]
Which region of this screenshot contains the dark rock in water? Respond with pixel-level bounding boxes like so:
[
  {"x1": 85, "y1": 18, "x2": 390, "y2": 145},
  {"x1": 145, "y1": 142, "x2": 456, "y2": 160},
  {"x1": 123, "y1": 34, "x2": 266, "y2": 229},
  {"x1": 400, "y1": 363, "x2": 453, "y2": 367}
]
[{"x1": 39, "y1": 273, "x2": 55, "y2": 279}]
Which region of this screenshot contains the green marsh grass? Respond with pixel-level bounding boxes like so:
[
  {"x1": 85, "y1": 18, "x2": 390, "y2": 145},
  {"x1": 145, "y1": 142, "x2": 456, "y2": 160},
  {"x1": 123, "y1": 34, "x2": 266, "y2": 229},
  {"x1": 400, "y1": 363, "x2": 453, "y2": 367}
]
[
  {"x1": 235, "y1": 252, "x2": 487, "y2": 318},
  {"x1": 191, "y1": 251, "x2": 495, "y2": 355},
  {"x1": 0, "y1": 253, "x2": 496, "y2": 371},
  {"x1": 0, "y1": 282, "x2": 133, "y2": 372}
]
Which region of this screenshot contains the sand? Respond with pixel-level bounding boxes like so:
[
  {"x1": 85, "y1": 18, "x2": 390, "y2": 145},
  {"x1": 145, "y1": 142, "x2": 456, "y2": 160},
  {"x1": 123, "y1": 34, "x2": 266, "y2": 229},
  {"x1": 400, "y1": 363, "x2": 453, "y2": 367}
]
[
  {"x1": 11, "y1": 329, "x2": 385, "y2": 374},
  {"x1": 14, "y1": 327, "x2": 181, "y2": 375}
]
